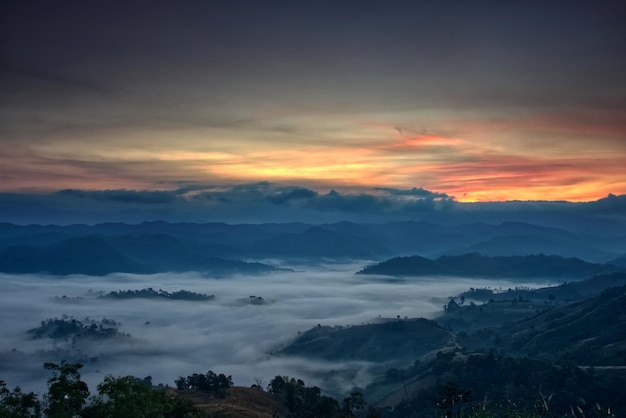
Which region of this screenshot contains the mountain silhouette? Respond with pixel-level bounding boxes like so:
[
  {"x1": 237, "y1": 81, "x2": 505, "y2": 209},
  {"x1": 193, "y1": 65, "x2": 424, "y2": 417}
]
[
  {"x1": 249, "y1": 226, "x2": 391, "y2": 258},
  {"x1": 0, "y1": 235, "x2": 149, "y2": 275},
  {"x1": 357, "y1": 253, "x2": 620, "y2": 279}
]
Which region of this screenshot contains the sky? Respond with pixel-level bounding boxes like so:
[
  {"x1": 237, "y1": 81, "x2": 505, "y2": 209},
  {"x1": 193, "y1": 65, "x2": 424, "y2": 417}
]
[{"x1": 1, "y1": 0, "x2": 625, "y2": 218}]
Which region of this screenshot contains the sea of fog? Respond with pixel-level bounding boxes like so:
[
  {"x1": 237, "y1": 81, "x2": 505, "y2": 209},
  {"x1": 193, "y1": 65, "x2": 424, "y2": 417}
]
[{"x1": 0, "y1": 264, "x2": 556, "y2": 395}]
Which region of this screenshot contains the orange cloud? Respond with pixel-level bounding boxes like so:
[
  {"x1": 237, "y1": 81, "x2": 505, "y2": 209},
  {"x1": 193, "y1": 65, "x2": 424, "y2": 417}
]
[
  {"x1": 3, "y1": 110, "x2": 624, "y2": 203},
  {"x1": 411, "y1": 154, "x2": 626, "y2": 202},
  {"x1": 207, "y1": 147, "x2": 389, "y2": 187}
]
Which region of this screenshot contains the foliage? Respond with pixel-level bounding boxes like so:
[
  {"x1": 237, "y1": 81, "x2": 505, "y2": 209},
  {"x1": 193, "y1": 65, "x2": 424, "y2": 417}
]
[
  {"x1": 2, "y1": 359, "x2": 623, "y2": 418},
  {"x1": 43, "y1": 361, "x2": 90, "y2": 418},
  {"x1": 29, "y1": 316, "x2": 128, "y2": 343},
  {"x1": 82, "y1": 375, "x2": 202, "y2": 418},
  {"x1": 175, "y1": 371, "x2": 233, "y2": 397},
  {"x1": 2, "y1": 362, "x2": 204, "y2": 418},
  {"x1": 237, "y1": 295, "x2": 274, "y2": 305},
  {"x1": 0, "y1": 380, "x2": 41, "y2": 418},
  {"x1": 101, "y1": 288, "x2": 214, "y2": 301},
  {"x1": 267, "y1": 375, "x2": 373, "y2": 417}
]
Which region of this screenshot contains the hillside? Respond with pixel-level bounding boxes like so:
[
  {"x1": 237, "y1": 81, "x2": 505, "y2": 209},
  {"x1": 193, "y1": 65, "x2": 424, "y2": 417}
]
[
  {"x1": 0, "y1": 235, "x2": 278, "y2": 276},
  {"x1": 0, "y1": 220, "x2": 622, "y2": 263},
  {"x1": 171, "y1": 386, "x2": 287, "y2": 418},
  {"x1": 370, "y1": 351, "x2": 626, "y2": 417},
  {"x1": 0, "y1": 236, "x2": 150, "y2": 275},
  {"x1": 249, "y1": 226, "x2": 391, "y2": 258},
  {"x1": 458, "y1": 271, "x2": 626, "y2": 303},
  {"x1": 357, "y1": 253, "x2": 620, "y2": 279},
  {"x1": 443, "y1": 234, "x2": 612, "y2": 260},
  {"x1": 495, "y1": 285, "x2": 626, "y2": 365},
  {"x1": 278, "y1": 318, "x2": 456, "y2": 365},
  {"x1": 438, "y1": 281, "x2": 626, "y2": 364},
  {"x1": 609, "y1": 253, "x2": 626, "y2": 267}
]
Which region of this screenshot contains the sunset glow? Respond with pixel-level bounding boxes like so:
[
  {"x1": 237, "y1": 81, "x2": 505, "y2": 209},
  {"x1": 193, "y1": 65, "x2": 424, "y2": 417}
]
[{"x1": 1, "y1": 1, "x2": 625, "y2": 207}]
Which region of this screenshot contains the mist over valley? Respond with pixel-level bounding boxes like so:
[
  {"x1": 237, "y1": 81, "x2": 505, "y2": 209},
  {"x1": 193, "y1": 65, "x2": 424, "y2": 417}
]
[
  {"x1": 2, "y1": 0, "x2": 626, "y2": 414},
  {"x1": 1, "y1": 265, "x2": 554, "y2": 394},
  {"x1": 1, "y1": 216, "x2": 626, "y2": 416}
]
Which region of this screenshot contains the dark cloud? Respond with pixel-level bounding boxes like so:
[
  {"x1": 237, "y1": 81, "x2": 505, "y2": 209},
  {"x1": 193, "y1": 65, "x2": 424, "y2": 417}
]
[
  {"x1": 312, "y1": 190, "x2": 393, "y2": 214},
  {"x1": 230, "y1": 182, "x2": 273, "y2": 193},
  {"x1": 209, "y1": 184, "x2": 454, "y2": 215},
  {"x1": 267, "y1": 187, "x2": 318, "y2": 205},
  {"x1": 53, "y1": 189, "x2": 179, "y2": 204},
  {"x1": 583, "y1": 193, "x2": 626, "y2": 214},
  {"x1": 402, "y1": 197, "x2": 456, "y2": 213},
  {"x1": 0, "y1": 184, "x2": 625, "y2": 226},
  {"x1": 375, "y1": 187, "x2": 450, "y2": 199}
]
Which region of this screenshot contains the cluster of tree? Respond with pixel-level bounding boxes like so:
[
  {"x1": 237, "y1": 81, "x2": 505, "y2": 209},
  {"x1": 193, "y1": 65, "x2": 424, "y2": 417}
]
[
  {"x1": 53, "y1": 295, "x2": 85, "y2": 301},
  {"x1": 267, "y1": 375, "x2": 381, "y2": 417},
  {"x1": 174, "y1": 371, "x2": 233, "y2": 398},
  {"x1": 28, "y1": 316, "x2": 129, "y2": 342},
  {"x1": 101, "y1": 288, "x2": 215, "y2": 301},
  {"x1": 0, "y1": 361, "x2": 202, "y2": 418},
  {"x1": 237, "y1": 295, "x2": 273, "y2": 305}
]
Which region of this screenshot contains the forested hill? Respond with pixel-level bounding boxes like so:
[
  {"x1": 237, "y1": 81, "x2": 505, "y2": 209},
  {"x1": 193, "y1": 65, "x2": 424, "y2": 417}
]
[
  {"x1": 494, "y1": 284, "x2": 626, "y2": 365},
  {"x1": 278, "y1": 318, "x2": 455, "y2": 365},
  {"x1": 356, "y1": 253, "x2": 621, "y2": 279},
  {"x1": 458, "y1": 271, "x2": 626, "y2": 302}
]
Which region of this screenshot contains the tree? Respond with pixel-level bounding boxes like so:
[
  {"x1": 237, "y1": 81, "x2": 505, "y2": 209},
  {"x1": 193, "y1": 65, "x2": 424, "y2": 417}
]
[
  {"x1": 43, "y1": 362, "x2": 89, "y2": 418},
  {"x1": 0, "y1": 380, "x2": 41, "y2": 418},
  {"x1": 268, "y1": 375, "x2": 345, "y2": 417},
  {"x1": 342, "y1": 391, "x2": 366, "y2": 417},
  {"x1": 82, "y1": 375, "x2": 202, "y2": 418},
  {"x1": 174, "y1": 370, "x2": 233, "y2": 398}
]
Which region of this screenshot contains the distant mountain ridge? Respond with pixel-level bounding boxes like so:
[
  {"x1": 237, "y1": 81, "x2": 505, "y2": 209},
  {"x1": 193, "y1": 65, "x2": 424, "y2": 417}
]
[
  {"x1": 0, "y1": 236, "x2": 149, "y2": 275},
  {"x1": 442, "y1": 234, "x2": 612, "y2": 261},
  {"x1": 0, "y1": 220, "x2": 624, "y2": 275},
  {"x1": 357, "y1": 253, "x2": 622, "y2": 279},
  {"x1": 0, "y1": 235, "x2": 277, "y2": 276},
  {"x1": 1, "y1": 219, "x2": 623, "y2": 263},
  {"x1": 250, "y1": 226, "x2": 391, "y2": 258}
]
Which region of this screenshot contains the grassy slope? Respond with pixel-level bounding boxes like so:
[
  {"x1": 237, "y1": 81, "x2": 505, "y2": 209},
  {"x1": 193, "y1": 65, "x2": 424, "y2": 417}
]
[{"x1": 170, "y1": 387, "x2": 288, "y2": 418}]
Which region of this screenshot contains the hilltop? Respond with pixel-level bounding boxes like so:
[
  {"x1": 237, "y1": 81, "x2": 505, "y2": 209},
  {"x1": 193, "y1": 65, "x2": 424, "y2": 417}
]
[
  {"x1": 357, "y1": 253, "x2": 621, "y2": 279},
  {"x1": 170, "y1": 386, "x2": 287, "y2": 418},
  {"x1": 279, "y1": 318, "x2": 456, "y2": 366}
]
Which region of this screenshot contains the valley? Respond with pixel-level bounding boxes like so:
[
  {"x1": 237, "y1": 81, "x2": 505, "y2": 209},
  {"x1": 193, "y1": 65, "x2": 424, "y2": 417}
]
[{"x1": 1, "y1": 220, "x2": 625, "y2": 417}]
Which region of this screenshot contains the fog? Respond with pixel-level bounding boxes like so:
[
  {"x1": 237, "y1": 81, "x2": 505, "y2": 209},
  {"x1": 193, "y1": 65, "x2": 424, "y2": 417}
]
[{"x1": 0, "y1": 265, "x2": 555, "y2": 395}]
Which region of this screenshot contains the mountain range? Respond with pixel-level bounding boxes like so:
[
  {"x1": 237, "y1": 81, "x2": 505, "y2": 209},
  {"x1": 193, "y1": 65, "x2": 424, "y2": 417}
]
[
  {"x1": 0, "y1": 235, "x2": 276, "y2": 276},
  {"x1": 0, "y1": 219, "x2": 624, "y2": 276}
]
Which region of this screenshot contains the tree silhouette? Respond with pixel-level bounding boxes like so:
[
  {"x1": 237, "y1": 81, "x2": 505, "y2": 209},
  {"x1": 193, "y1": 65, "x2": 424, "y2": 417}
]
[{"x1": 43, "y1": 362, "x2": 89, "y2": 418}]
